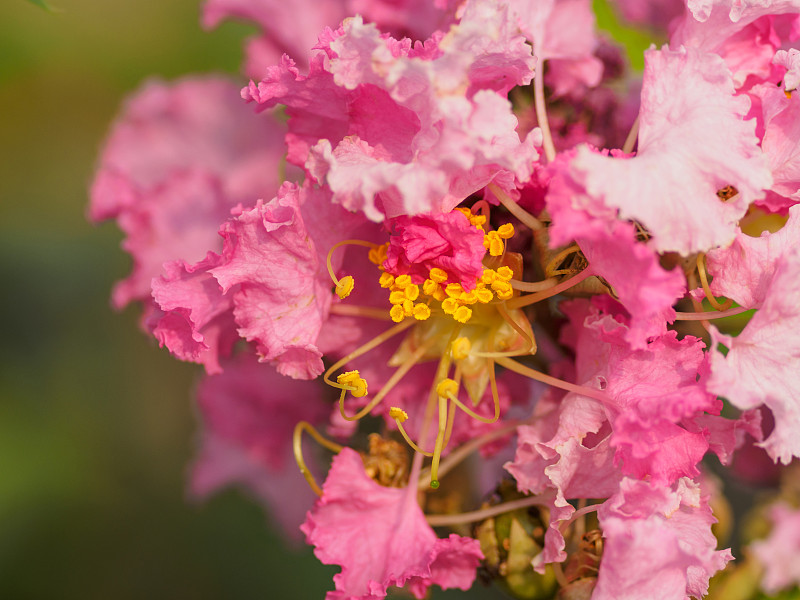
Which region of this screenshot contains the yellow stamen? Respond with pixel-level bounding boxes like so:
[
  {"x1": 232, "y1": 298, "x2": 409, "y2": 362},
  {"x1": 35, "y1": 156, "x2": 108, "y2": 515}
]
[
  {"x1": 451, "y1": 337, "x2": 471, "y2": 360},
  {"x1": 389, "y1": 290, "x2": 405, "y2": 304},
  {"x1": 445, "y1": 283, "x2": 464, "y2": 298},
  {"x1": 487, "y1": 232, "x2": 504, "y2": 257},
  {"x1": 293, "y1": 421, "x2": 344, "y2": 497},
  {"x1": 453, "y1": 305, "x2": 472, "y2": 323},
  {"x1": 432, "y1": 287, "x2": 447, "y2": 302},
  {"x1": 389, "y1": 406, "x2": 408, "y2": 423},
  {"x1": 394, "y1": 274, "x2": 412, "y2": 289},
  {"x1": 480, "y1": 269, "x2": 497, "y2": 285},
  {"x1": 496, "y1": 266, "x2": 513, "y2": 281},
  {"x1": 436, "y1": 378, "x2": 459, "y2": 398},
  {"x1": 429, "y1": 393, "x2": 449, "y2": 490},
  {"x1": 459, "y1": 290, "x2": 478, "y2": 305},
  {"x1": 379, "y1": 272, "x2": 395, "y2": 288},
  {"x1": 429, "y1": 268, "x2": 448, "y2": 283},
  {"x1": 405, "y1": 284, "x2": 420, "y2": 302},
  {"x1": 475, "y1": 287, "x2": 494, "y2": 303},
  {"x1": 496, "y1": 223, "x2": 515, "y2": 239},
  {"x1": 422, "y1": 279, "x2": 439, "y2": 296},
  {"x1": 491, "y1": 280, "x2": 513, "y2": 300},
  {"x1": 696, "y1": 253, "x2": 733, "y2": 311},
  {"x1": 413, "y1": 303, "x2": 431, "y2": 320},
  {"x1": 336, "y1": 370, "x2": 368, "y2": 397},
  {"x1": 442, "y1": 297, "x2": 459, "y2": 315},
  {"x1": 336, "y1": 275, "x2": 355, "y2": 299},
  {"x1": 402, "y1": 299, "x2": 414, "y2": 316},
  {"x1": 390, "y1": 304, "x2": 406, "y2": 322},
  {"x1": 368, "y1": 243, "x2": 388, "y2": 265}
]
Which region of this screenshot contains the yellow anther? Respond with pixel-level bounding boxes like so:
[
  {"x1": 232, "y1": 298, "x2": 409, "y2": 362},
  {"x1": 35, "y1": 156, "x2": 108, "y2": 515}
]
[
  {"x1": 390, "y1": 304, "x2": 406, "y2": 323},
  {"x1": 432, "y1": 287, "x2": 447, "y2": 302},
  {"x1": 451, "y1": 337, "x2": 471, "y2": 360},
  {"x1": 481, "y1": 269, "x2": 497, "y2": 285},
  {"x1": 368, "y1": 244, "x2": 388, "y2": 265},
  {"x1": 436, "y1": 378, "x2": 459, "y2": 398},
  {"x1": 402, "y1": 299, "x2": 414, "y2": 316},
  {"x1": 394, "y1": 274, "x2": 412, "y2": 289},
  {"x1": 497, "y1": 223, "x2": 515, "y2": 239},
  {"x1": 453, "y1": 305, "x2": 473, "y2": 323},
  {"x1": 475, "y1": 288, "x2": 494, "y2": 303},
  {"x1": 389, "y1": 290, "x2": 406, "y2": 304},
  {"x1": 459, "y1": 290, "x2": 478, "y2": 305},
  {"x1": 496, "y1": 266, "x2": 514, "y2": 281},
  {"x1": 429, "y1": 268, "x2": 448, "y2": 283},
  {"x1": 492, "y1": 280, "x2": 513, "y2": 300},
  {"x1": 442, "y1": 297, "x2": 459, "y2": 315},
  {"x1": 422, "y1": 279, "x2": 440, "y2": 296},
  {"x1": 379, "y1": 272, "x2": 395, "y2": 288},
  {"x1": 389, "y1": 407, "x2": 409, "y2": 423},
  {"x1": 404, "y1": 284, "x2": 420, "y2": 302},
  {"x1": 413, "y1": 303, "x2": 431, "y2": 320},
  {"x1": 487, "y1": 231, "x2": 504, "y2": 257},
  {"x1": 445, "y1": 283, "x2": 464, "y2": 298},
  {"x1": 336, "y1": 276, "x2": 355, "y2": 299},
  {"x1": 337, "y1": 370, "x2": 368, "y2": 397},
  {"x1": 455, "y1": 207, "x2": 472, "y2": 219},
  {"x1": 470, "y1": 214, "x2": 487, "y2": 228}
]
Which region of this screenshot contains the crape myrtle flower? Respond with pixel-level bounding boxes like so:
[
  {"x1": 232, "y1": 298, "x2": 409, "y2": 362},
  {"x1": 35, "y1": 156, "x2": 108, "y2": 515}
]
[{"x1": 91, "y1": 0, "x2": 800, "y2": 599}]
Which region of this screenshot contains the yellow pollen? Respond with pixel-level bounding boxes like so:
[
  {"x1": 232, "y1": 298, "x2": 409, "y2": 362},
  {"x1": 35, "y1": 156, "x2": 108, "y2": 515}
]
[
  {"x1": 475, "y1": 287, "x2": 494, "y2": 303},
  {"x1": 402, "y1": 299, "x2": 414, "y2": 316},
  {"x1": 389, "y1": 304, "x2": 406, "y2": 322},
  {"x1": 368, "y1": 243, "x2": 388, "y2": 265},
  {"x1": 337, "y1": 370, "x2": 368, "y2": 398},
  {"x1": 422, "y1": 279, "x2": 440, "y2": 296},
  {"x1": 459, "y1": 290, "x2": 478, "y2": 305},
  {"x1": 492, "y1": 280, "x2": 513, "y2": 300},
  {"x1": 379, "y1": 272, "x2": 395, "y2": 288},
  {"x1": 453, "y1": 305, "x2": 473, "y2": 323},
  {"x1": 336, "y1": 275, "x2": 355, "y2": 299},
  {"x1": 429, "y1": 268, "x2": 448, "y2": 283},
  {"x1": 480, "y1": 270, "x2": 496, "y2": 285},
  {"x1": 394, "y1": 274, "x2": 412, "y2": 289},
  {"x1": 413, "y1": 303, "x2": 431, "y2": 320},
  {"x1": 436, "y1": 378, "x2": 459, "y2": 398},
  {"x1": 389, "y1": 406, "x2": 409, "y2": 423},
  {"x1": 497, "y1": 223, "x2": 515, "y2": 239},
  {"x1": 404, "y1": 284, "x2": 420, "y2": 302},
  {"x1": 442, "y1": 297, "x2": 459, "y2": 315},
  {"x1": 486, "y1": 232, "x2": 504, "y2": 257},
  {"x1": 432, "y1": 287, "x2": 447, "y2": 302},
  {"x1": 451, "y1": 337, "x2": 471, "y2": 360},
  {"x1": 496, "y1": 266, "x2": 514, "y2": 281},
  {"x1": 445, "y1": 283, "x2": 464, "y2": 298},
  {"x1": 470, "y1": 214, "x2": 487, "y2": 228},
  {"x1": 389, "y1": 290, "x2": 406, "y2": 304}
]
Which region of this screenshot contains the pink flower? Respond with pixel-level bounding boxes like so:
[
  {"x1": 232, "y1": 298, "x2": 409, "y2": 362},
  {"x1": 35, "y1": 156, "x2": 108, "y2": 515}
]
[
  {"x1": 751, "y1": 502, "x2": 800, "y2": 593},
  {"x1": 89, "y1": 76, "x2": 288, "y2": 309},
  {"x1": 708, "y1": 245, "x2": 800, "y2": 464},
  {"x1": 302, "y1": 448, "x2": 482, "y2": 600}
]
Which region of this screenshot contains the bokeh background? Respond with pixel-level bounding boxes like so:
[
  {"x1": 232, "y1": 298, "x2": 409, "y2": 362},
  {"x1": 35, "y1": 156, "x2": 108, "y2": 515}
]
[{"x1": 0, "y1": 1, "x2": 649, "y2": 598}]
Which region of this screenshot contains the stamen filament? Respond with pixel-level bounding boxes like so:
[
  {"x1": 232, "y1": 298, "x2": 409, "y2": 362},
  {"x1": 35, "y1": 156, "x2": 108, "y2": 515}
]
[
  {"x1": 425, "y1": 494, "x2": 551, "y2": 526},
  {"x1": 494, "y1": 356, "x2": 612, "y2": 405},
  {"x1": 505, "y1": 269, "x2": 593, "y2": 310},
  {"x1": 429, "y1": 394, "x2": 449, "y2": 489},
  {"x1": 622, "y1": 114, "x2": 640, "y2": 154},
  {"x1": 509, "y1": 277, "x2": 558, "y2": 292},
  {"x1": 534, "y1": 64, "x2": 556, "y2": 163},
  {"x1": 447, "y1": 392, "x2": 499, "y2": 424},
  {"x1": 487, "y1": 183, "x2": 544, "y2": 231},
  {"x1": 329, "y1": 304, "x2": 395, "y2": 320},
  {"x1": 323, "y1": 320, "x2": 415, "y2": 388},
  {"x1": 696, "y1": 253, "x2": 733, "y2": 311},
  {"x1": 395, "y1": 420, "x2": 434, "y2": 457},
  {"x1": 338, "y1": 336, "x2": 436, "y2": 421},
  {"x1": 293, "y1": 421, "x2": 344, "y2": 497},
  {"x1": 472, "y1": 302, "x2": 536, "y2": 358},
  {"x1": 674, "y1": 306, "x2": 749, "y2": 320},
  {"x1": 326, "y1": 239, "x2": 377, "y2": 286}
]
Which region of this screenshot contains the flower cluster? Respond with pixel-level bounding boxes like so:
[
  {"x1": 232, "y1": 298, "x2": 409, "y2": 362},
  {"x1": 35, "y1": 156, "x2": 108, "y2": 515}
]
[{"x1": 91, "y1": 0, "x2": 800, "y2": 599}]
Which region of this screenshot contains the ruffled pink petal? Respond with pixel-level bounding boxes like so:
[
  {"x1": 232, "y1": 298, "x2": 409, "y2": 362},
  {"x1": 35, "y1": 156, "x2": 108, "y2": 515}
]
[
  {"x1": 708, "y1": 245, "x2": 800, "y2": 464},
  {"x1": 302, "y1": 448, "x2": 482, "y2": 599},
  {"x1": 775, "y1": 47, "x2": 800, "y2": 91},
  {"x1": 705, "y1": 205, "x2": 800, "y2": 308},
  {"x1": 566, "y1": 46, "x2": 772, "y2": 255},
  {"x1": 90, "y1": 76, "x2": 288, "y2": 308},
  {"x1": 594, "y1": 478, "x2": 732, "y2": 600},
  {"x1": 754, "y1": 81, "x2": 800, "y2": 206}
]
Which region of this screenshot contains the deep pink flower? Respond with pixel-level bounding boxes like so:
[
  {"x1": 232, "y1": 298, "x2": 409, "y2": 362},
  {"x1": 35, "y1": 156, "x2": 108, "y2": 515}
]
[{"x1": 302, "y1": 448, "x2": 482, "y2": 600}]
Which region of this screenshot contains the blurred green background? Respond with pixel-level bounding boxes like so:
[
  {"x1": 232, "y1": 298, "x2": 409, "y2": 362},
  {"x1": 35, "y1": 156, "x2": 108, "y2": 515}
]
[{"x1": 0, "y1": 1, "x2": 645, "y2": 598}]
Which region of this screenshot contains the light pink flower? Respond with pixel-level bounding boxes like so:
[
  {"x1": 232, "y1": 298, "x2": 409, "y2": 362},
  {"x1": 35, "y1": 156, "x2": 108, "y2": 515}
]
[
  {"x1": 564, "y1": 46, "x2": 772, "y2": 256},
  {"x1": 245, "y1": 1, "x2": 538, "y2": 220},
  {"x1": 302, "y1": 448, "x2": 483, "y2": 600},
  {"x1": 775, "y1": 47, "x2": 800, "y2": 90},
  {"x1": 189, "y1": 353, "x2": 327, "y2": 538},
  {"x1": 594, "y1": 477, "x2": 732, "y2": 600},
  {"x1": 708, "y1": 245, "x2": 800, "y2": 464},
  {"x1": 89, "y1": 76, "x2": 287, "y2": 309},
  {"x1": 751, "y1": 502, "x2": 800, "y2": 593}
]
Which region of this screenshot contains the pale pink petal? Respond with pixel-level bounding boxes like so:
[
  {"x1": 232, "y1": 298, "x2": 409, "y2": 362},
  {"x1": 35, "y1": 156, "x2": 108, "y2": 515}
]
[
  {"x1": 755, "y1": 81, "x2": 800, "y2": 205},
  {"x1": 567, "y1": 46, "x2": 772, "y2": 255},
  {"x1": 610, "y1": 0, "x2": 685, "y2": 30},
  {"x1": 708, "y1": 245, "x2": 800, "y2": 463},
  {"x1": 751, "y1": 502, "x2": 800, "y2": 593},
  {"x1": 775, "y1": 47, "x2": 800, "y2": 90}
]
